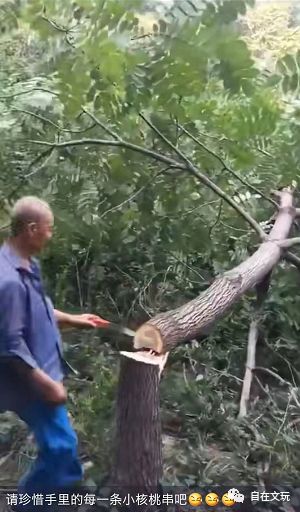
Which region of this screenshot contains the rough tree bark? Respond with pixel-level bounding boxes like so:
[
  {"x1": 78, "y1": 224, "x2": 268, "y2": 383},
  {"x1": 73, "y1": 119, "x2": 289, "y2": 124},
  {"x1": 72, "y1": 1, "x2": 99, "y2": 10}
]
[
  {"x1": 111, "y1": 188, "x2": 297, "y2": 499},
  {"x1": 111, "y1": 359, "x2": 163, "y2": 489}
]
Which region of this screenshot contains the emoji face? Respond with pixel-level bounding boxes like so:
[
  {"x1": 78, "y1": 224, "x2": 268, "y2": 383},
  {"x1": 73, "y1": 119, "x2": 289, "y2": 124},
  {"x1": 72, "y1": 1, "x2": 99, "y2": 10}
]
[
  {"x1": 222, "y1": 493, "x2": 235, "y2": 507},
  {"x1": 205, "y1": 493, "x2": 219, "y2": 506},
  {"x1": 188, "y1": 493, "x2": 202, "y2": 506}
]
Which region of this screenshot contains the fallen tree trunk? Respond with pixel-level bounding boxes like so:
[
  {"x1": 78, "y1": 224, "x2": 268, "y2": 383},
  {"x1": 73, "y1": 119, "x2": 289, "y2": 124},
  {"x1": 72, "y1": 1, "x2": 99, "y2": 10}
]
[
  {"x1": 111, "y1": 187, "x2": 296, "y2": 500},
  {"x1": 133, "y1": 188, "x2": 295, "y2": 353}
]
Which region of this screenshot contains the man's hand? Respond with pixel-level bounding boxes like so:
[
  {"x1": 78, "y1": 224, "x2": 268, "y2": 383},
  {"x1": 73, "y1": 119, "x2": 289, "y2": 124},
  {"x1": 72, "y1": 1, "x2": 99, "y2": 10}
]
[
  {"x1": 54, "y1": 310, "x2": 107, "y2": 330},
  {"x1": 67, "y1": 313, "x2": 107, "y2": 329},
  {"x1": 34, "y1": 376, "x2": 67, "y2": 405},
  {"x1": 29, "y1": 368, "x2": 67, "y2": 405},
  {"x1": 11, "y1": 361, "x2": 67, "y2": 405}
]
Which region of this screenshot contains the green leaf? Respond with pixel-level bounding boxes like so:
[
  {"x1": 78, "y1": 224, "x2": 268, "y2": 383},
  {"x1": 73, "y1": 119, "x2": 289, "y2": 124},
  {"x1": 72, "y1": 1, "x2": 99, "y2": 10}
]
[
  {"x1": 290, "y1": 73, "x2": 299, "y2": 93},
  {"x1": 241, "y1": 79, "x2": 255, "y2": 96},
  {"x1": 281, "y1": 54, "x2": 297, "y2": 75},
  {"x1": 282, "y1": 74, "x2": 291, "y2": 94},
  {"x1": 276, "y1": 59, "x2": 288, "y2": 75},
  {"x1": 267, "y1": 75, "x2": 281, "y2": 87}
]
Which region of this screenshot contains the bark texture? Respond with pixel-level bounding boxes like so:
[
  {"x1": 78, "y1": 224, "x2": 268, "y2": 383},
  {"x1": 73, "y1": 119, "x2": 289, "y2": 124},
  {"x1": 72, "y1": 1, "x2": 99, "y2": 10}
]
[{"x1": 111, "y1": 357, "x2": 162, "y2": 492}]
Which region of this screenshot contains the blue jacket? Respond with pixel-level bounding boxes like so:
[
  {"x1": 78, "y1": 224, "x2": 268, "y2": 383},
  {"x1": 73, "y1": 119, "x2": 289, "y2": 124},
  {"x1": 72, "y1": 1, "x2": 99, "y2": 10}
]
[{"x1": 0, "y1": 241, "x2": 71, "y2": 412}]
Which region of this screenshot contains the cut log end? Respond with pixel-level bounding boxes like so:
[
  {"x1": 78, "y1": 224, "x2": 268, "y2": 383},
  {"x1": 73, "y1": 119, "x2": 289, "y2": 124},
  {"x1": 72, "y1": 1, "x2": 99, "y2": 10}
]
[
  {"x1": 133, "y1": 323, "x2": 163, "y2": 353},
  {"x1": 120, "y1": 350, "x2": 169, "y2": 375}
]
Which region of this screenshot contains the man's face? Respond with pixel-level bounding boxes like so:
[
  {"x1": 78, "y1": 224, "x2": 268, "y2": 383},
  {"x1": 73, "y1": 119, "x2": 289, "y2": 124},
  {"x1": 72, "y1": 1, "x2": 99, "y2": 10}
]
[{"x1": 26, "y1": 211, "x2": 54, "y2": 253}]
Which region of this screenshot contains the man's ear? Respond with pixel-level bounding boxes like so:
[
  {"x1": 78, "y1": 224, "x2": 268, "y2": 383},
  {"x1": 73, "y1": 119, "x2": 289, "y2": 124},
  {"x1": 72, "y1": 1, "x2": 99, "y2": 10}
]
[
  {"x1": 26, "y1": 222, "x2": 37, "y2": 236},
  {"x1": 27, "y1": 222, "x2": 37, "y2": 235}
]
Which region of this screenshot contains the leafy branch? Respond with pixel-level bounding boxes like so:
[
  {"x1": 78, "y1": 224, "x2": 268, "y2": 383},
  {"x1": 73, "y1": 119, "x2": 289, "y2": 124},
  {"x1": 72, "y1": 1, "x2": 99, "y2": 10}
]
[
  {"x1": 178, "y1": 124, "x2": 278, "y2": 208},
  {"x1": 138, "y1": 112, "x2": 266, "y2": 238},
  {"x1": 194, "y1": 129, "x2": 273, "y2": 159},
  {"x1": 40, "y1": 12, "x2": 80, "y2": 47},
  {"x1": 41, "y1": 14, "x2": 79, "y2": 34},
  {"x1": 98, "y1": 167, "x2": 174, "y2": 220},
  {"x1": 4, "y1": 147, "x2": 54, "y2": 205},
  {"x1": 12, "y1": 108, "x2": 97, "y2": 134},
  {"x1": 28, "y1": 137, "x2": 183, "y2": 168},
  {"x1": 0, "y1": 88, "x2": 59, "y2": 100},
  {"x1": 29, "y1": 132, "x2": 266, "y2": 239},
  {"x1": 284, "y1": 252, "x2": 300, "y2": 270},
  {"x1": 28, "y1": 111, "x2": 300, "y2": 248},
  {"x1": 82, "y1": 108, "x2": 121, "y2": 141}
]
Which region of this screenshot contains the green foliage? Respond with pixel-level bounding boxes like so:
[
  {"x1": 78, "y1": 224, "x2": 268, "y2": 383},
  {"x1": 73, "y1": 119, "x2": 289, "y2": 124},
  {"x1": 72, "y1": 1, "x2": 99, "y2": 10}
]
[
  {"x1": 1, "y1": 0, "x2": 300, "y2": 490},
  {"x1": 68, "y1": 348, "x2": 119, "y2": 474},
  {"x1": 275, "y1": 51, "x2": 300, "y2": 95}
]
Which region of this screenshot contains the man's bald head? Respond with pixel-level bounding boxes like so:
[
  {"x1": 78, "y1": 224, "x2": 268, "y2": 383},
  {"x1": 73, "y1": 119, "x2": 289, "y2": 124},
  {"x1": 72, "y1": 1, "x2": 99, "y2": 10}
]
[{"x1": 10, "y1": 196, "x2": 53, "y2": 236}]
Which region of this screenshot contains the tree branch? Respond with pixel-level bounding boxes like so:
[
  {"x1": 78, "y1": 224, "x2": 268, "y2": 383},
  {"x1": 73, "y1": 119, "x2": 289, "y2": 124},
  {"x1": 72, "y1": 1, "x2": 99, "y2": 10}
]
[
  {"x1": 238, "y1": 318, "x2": 259, "y2": 418},
  {"x1": 284, "y1": 251, "x2": 300, "y2": 270},
  {"x1": 254, "y1": 366, "x2": 288, "y2": 387},
  {"x1": 29, "y1": 124, "x2": 268, "y2": 240},
  {"x1": 254, "y1": 367, "x2": 300, "y2": 408},
  {"x1": 238, "y1": 271, "x2": 271, "y2": 419},
  {"x1": 24, "y1": 148, "x2": 54, "y2": 179},
  {"x1": 278, "y1": 237, "x2": 300, "y2": 248},
  {"x1": 5, "y1": 148, "x2": 54, "y2": 203},
  {"x1": 99, "y1": 168, "x2": 171, "y2": 220},
  {"x1": 42, "y1": 12, "x2": 80, "y2": 33},
  {"x1": 178, "y1": 124, "x2": 278, "y2": 208},
  {"x1": 41, "y1": 14, "x2": 78, "y2": 34},
  {"x1": 192, "y1": 129, "x2": 274, "y2": 159},
  {"x1": 23, "y1": 149, "x2": 54, "y2": 181},
  {"x1": 28, "y1": 137, "x2": 184, "y2": 169},
  {"x1": 12, "y1": 108, "x2": 97, "y2": 134},
  {"x1": 208, "y1": 199, "x2": 223, "y2": 238},
  {"x1": 0, "y1": 88, "x2": 59, "y2": 100},
  {"x1": 81, "y1": 107, "x2": 121, "y2": 141},
  {"x1": 139, "y1": 112, "x2": 266, "y2": 239}
]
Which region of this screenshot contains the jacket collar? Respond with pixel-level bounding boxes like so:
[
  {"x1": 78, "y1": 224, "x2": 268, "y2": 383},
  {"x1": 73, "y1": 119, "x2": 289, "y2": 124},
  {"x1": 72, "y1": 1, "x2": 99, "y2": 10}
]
[{"x1": 1, "y1": 240, "x2": 40, "y2": 276}]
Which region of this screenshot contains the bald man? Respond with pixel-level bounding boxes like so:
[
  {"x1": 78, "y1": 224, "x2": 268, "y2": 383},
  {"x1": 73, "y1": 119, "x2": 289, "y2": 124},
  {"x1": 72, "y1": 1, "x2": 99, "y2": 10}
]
[{"x1": 0, "y1": 196, "x2": 103, "y2": 508}]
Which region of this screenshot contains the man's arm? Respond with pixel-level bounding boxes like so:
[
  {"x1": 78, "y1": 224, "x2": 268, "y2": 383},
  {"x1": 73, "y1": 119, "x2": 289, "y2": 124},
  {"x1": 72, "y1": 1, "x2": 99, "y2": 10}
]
[
  {"x1": 0, "y1": 280, "x2": 39, "y2": 368},
  {"x1": 53, "y1": 308, "x2": 105, "y2": 330},
  {"x1": 0, "y1": 281, "x2": 67, "y2": 405},
  {"x1": 53, "y1": 309, "x2": 73, "y2": 329}
]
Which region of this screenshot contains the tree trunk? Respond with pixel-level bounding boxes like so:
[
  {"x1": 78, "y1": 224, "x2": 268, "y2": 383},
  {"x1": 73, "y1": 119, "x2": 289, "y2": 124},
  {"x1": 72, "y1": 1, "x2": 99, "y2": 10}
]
[
  {"x1": 111, "y1": 188, "x2": 296, "y2": 498},
  {"x1": 112, "y1": 358, "x2": 162, "y2": 490},
  {"x1": 109, "y1": 359, "x2": 165, "y2": 512}
]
